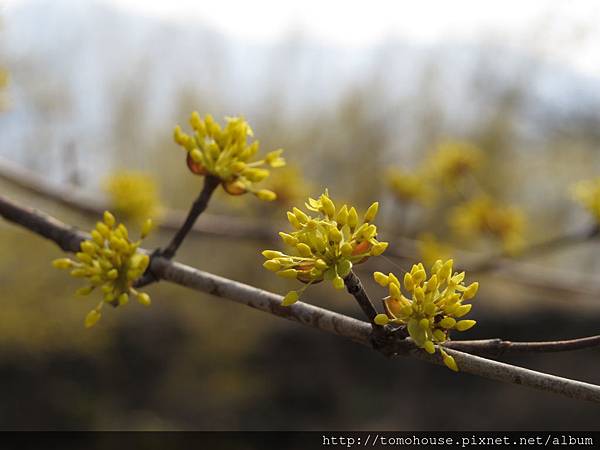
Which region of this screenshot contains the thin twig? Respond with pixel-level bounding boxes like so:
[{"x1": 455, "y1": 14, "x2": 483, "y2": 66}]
[
  {"x1": 444, "y1": 335, "x2": 600, "y2": 357},
  {"x1": 467, "y1": 226, "x2": 600, "y2": 273},
  {"x1": 161, "y1": 175, "x2": 221, "y2": 259},
  {"x1": 343, "y1": 270, "x2": 379, "y2": 322},
  {"x1": 136, "y1": 175, "x2": 221, "y2": 287},
  {"x1": 3, "y1": 194, "x2": 600, "y2": 403}
]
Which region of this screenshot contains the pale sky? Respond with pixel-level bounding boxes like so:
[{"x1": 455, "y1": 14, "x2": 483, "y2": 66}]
[{"x1": 5, "y1": 0, "x2": 600, "y2": 77}]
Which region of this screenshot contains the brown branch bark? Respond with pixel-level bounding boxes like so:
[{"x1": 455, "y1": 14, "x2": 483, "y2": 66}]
[{"x1": 3, "y1": 193, "x2": 600, "y2": 403}]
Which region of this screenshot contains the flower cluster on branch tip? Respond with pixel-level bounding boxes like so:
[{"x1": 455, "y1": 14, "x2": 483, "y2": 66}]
[
  {"x1": 572, "y1": 178, "x2": 600, "y2": 224},
  {"x1": 386, "y1": 168, "x2": 433, "y2": 206},
  {"x1": 52, "y1": 211, "x2": 153, "y2": 328},
  {"x1": 173, "y1": 112, "x2": 285, "y2": 201},
  {"x1": 450, "y1": 196, "x2": 525, "y2": 254},
  {"x1": 103, "y1": 170, "x2": 162, "y2": 223},
  {"x1": 428, "y1": 141, "x2": 483, "y2": 186},
  {"x1": 372, "y1": 259, "x2": 478, "y2": 371},
  {"x1": 262, "y1": 190, "x2": 388, "y2": 305},
  {"x1": 386, "y1": 140, "x2": 484, "y2": 206}
]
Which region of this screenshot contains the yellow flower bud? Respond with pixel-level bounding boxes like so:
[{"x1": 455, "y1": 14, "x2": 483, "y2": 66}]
[
  {"x1": 296, "y1": 243, "x2": 312, "y2": 257},
  {"x1": 321, "y1": 194, "x2": 335, "y2": 218},
  {"x1": 389, "y1": 282, "x2": 401, "y2": 299},
  {"x1": 424, "y1": 340, "x2": 435, "y2": 354},
  {"x1": 137, "y1": 292, "x2": 151, "y2": 306},
  {"x1": 282, "y1": 290, "x2": 299, "y2": 306},
  {"x1": 439, "y1": 317, "x2": 456, "y2": 329},
  {"x1": 454, "y1": 304, "x2": 472, "y2": 318},
  {"x1": 332, "y1": 275, "x2": 345, "y2": 290},
  {"x1": 455, "y1": 319, "x2": 476, "y2": 331},
  {"x1": 328, "y1": 227, "x2": 342, "y2": 242},
  {"x1": 103, "y1": 211, "x2": 116, "y2": 227},
  {"x1": 412, "y1": 269, "x2": 426, "y2": 285},
  {"x1": 311, "y1": 259, "x2": 327, "y2": 270},
  {"x1": 277, "y1": 269, "x2": 298, "y2": 279},
  {"x1": 403, "y1": 272, "x2": 414, "y2": 291},
  {"x1": 52, "y1": 258, "x2": 73, "y2": 269},
  {"x1": 279, "y1": 232, "x2": 298, "y2": 246},
  {"x1": 414, "y1": 287, "x2": 425, "y2": 303},
  {"x1": 433, "y1": 329, "x2": 446, "y2": 342},
  {"x1": 141, "y1": 218, "x2": 153, "y2": 239},
  {"x1": 441, "y1": 350, "x2": 459, "y2": 372},
  {"x1": 256, "y1": 189, "x2": 277, "y2": 201},
  {"x1": 336, "y1": 205, "x2": 349, "y2": 224},
  {"x1": 370, "y1": 242, "x2": 388, "y2": 256},
  {"x1": 81, "y1": 241, "x2": 96, "y2": 255},
  {"x1": 85, "y1": 309, "x2": 101, "y2": 328},
  {"x1": 373, "y1": 271, "x2": 389, "y2": 287},
  {"x1": 347, "y1": 207, "x2": 358, "y2": 228},
  {"x1": 76, "y1": 286, "x2": 94, "y2": 296},
  {"x1": 463, "y1": 282, "x2": 479, "y2": 300},
  {"x1": 118, "y1": 293, "x2": 129, "y2": 306},
  {"x1": 364, "y1": 202, "x2": 379, "y2": 222},
  {"x1": 374, "y1": 314, "x2": 390, "y2": 326},
  {"x1": 263, "y1": 260, "x2": 281, "y2": 272},
  {"x1": 292, "y1": 207, "x2": 309, "y2": 223},
  {"x1": 91, "y1": 230, "x2": 103, "y2": 246},
  {"x1": 340, "y1": 242, "x2": 353, "y2": 257},
  {"x1": 262, "y1": 250, "x2": 285, "y2": 259}
]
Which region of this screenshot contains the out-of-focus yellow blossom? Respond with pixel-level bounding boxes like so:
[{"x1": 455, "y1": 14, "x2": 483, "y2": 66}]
[
  {"x1": 52, "y1": 211, "x2": 153, "y2": 328},
  {"x1": 262, "y1": 190, "x2": 388, "y2": 305},
  {"x1": 0, "y1": 69, "x2": 8, "y2": 110},
  {"x1": 428, "y1": 141, "x2": 483, "y2": 186},
  {"x1": 571, "y1": 178, "x2": 600, "y2": 223},
  {"x1": 173, "y1": 112, "x2": 285, "y2": 201},
  {"x1": 373, "y1": 259, "x2": 478, "y2": 371},
  {"x1": 450, "y1": 196, "x2": 525, "y2": 254},
  {"x1": 103, "y1": 171, "x2": 162, "y2": 223},
  {"x1": 387, "y1": 169, "x2": 433, "y2": 205},
  {"x1": 416, "y1": 233, "x2": 453, "y2": 267},
  {"x1": 262, "y1": 165, "x2": 313, "y2": 207}
]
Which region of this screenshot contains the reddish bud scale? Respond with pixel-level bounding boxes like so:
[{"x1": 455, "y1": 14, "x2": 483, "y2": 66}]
[
  {"x1": 186, "y1": 153, "x2": 208, "y2": 175},
  {"x1": 223, "y1": 180, "x2": 247, "y2": 195}
]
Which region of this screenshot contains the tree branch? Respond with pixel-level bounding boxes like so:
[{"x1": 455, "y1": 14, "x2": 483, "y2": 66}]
[
  {"x1": 3, "y1": 193, "x2": 600, "y2": 403},
  {"x1": 4, "y1": 155, "x2": 600, "y2": 300},
  {"x1": 444, "y1": 335, "x2": 600, "y2": 357}
]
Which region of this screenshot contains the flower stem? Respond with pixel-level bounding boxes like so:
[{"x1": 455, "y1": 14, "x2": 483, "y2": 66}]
[
  {"x1": 135, "y1": 175, "x2": 220, "y2": 287},
  {"x1": 161, "y1": 175, "x2": 220, "y2": 259},
  {"x1": 343, "y1": 270, "x2": 379, "y2": 323}
]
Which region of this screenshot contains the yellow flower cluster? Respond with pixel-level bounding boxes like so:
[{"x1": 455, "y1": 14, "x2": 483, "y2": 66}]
[
  {"x1": 262, "y1": 191, "x2": 388, "y2": 305},
  {"x1": 428, "y1": 141, "x2": 483, "y2": 186},
  {"x1": 450, "y1": 196, "x2": 525, "y2": 254},
  {"x1": 263, "y1": 165, "x2": 313, "y2": 207},
  {"x1": 52, "y1": 212, "x2": 153, "y2": 328},
  {"x1": 386, "y1": 169, "x2": 433, "y2": 205},
  {"x1": 173, "y1": 112, "x2": 285, "y2": 201},
  {"x1": 373, "y1": 260, "x2": 478, "y2": 371},
  {"x1": 103, "y1": 171, "x2": 161, "y2": 223},
  {"x1": 386, "y1": 140, "x2": 483, "y2": 205},
  {"x1": 572, "y1": 178, "x2": 600, "y2": 223}
]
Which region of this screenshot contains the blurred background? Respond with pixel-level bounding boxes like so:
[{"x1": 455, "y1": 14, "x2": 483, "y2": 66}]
[{"x1": 1, "y1": 0, "x2": 600, "y2": 430}]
